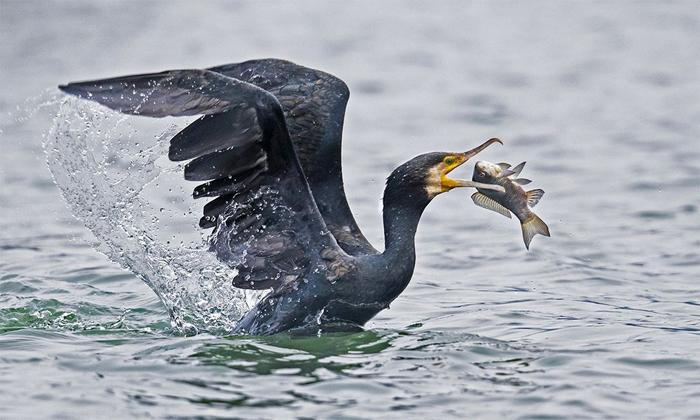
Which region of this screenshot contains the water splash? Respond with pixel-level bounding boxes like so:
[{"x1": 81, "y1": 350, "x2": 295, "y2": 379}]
[{"x1": 43, "y1": 97, "x2": 262, "y2": 334}]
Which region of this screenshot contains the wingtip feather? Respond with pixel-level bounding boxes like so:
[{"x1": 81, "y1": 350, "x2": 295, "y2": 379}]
[{"x1": 58, "y1": 83, "x2": 79, "y2": 95}]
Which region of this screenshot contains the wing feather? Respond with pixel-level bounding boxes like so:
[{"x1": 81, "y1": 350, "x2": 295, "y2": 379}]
[
  {"x1": 209, "y1": 59, "x2": 375, "y2": 255},
  {"x1": 59, "y1": 69, "x2": 351, "y2": 291}
]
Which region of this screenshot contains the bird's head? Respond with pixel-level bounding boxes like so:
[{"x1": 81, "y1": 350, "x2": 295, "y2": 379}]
[{"x1": 384, "y1": 138, "x2": 505, "y2": 208}]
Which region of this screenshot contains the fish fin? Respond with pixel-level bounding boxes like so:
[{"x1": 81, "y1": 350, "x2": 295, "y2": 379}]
[
  {"x1": 514, "y1": 178, "x2": 532, "y2": 185},
  {"x1": 497, "y1": 162, "x2": 511, "y2": 170},
  {"x1": 499, "y1": 169, "x2": 516, "y2": 178},
  {"x1": 509, "y1": 162, "x2": 526, "y2": 178},
  {"x1": 471, "y1": 192, "x2": 512, "y2": 218},
  {"x1": 526, "y1": 189, "x2": 545, "y2": 207},
  {"x1": 521, "y1": 213, "x2": 550, "y2": 250}
]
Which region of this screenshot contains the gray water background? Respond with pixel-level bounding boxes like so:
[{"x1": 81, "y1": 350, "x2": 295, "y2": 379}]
[{"x1": 1, "y1": 1, "x2": 699, "y2": 418}]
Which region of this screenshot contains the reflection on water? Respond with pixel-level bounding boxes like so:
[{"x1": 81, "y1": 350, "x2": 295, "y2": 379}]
[
  {"x1": 1, "y1": 0, "x2": 700, "y2": 418},
  {"x1": 185, "y1": 331, "x2": 393, "y2": 377},
  {"x1": 157, "y1": 329, "x2": 546, "y2": 412}
]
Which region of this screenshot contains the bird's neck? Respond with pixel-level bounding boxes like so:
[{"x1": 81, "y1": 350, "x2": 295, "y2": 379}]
[
  {"x1": 365, "y1": 200, "x2": 426, "y2": 304},
  {"x1": 382, "y1": 200, "x2": 426, "y2": 258}
]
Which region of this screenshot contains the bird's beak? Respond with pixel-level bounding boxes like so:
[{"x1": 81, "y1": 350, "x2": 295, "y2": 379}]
[
  {"x1": 464, "y1": 138, "x2": 503, "y2": 160},
  {"x1": 450, "y1": 179, "x2": 505, "y2": 192},
  {"x1": 440, "y1": 138, "x2": 505, "y2": 192}
]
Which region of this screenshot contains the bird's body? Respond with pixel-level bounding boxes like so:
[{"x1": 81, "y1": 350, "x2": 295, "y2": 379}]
[{"x1": 59, "y1": 59, "x2": 503, "y2": 335}]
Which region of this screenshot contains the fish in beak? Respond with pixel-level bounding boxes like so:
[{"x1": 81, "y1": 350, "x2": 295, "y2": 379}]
[
  {"x1": 471, "y1": 160, "x2": 550, "y2": 249},
  {"x1": 440, "y1": 138, "x2": 506, "y2": 193}
]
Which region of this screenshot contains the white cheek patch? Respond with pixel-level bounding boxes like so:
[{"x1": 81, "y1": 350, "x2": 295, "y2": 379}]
[{"x1": 424, "y1": 166, "x2": 442, "y2": 198}]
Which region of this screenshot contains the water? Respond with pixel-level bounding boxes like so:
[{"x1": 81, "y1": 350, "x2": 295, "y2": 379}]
[
  {"x1": 44, "y1": 100, "x2": 261, "y2": 334},
  {"x1": 1, "y1": 1, "x2": 699, "y2": 418}
]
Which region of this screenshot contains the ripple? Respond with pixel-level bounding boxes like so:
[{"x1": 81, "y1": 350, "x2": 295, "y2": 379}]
[
  {"x1": 0, "y1": 281, "x2": 37, "y2": 294},
  {"x1": 614, "y1": 357, "x2": 698, "y2": 370},
  {"x1": 352, "y1": 80, "x2": 385, "y2": 95},
  {"x1": 634, "y1": 210, "x2": 675, "y2": 220},
  {"x1": 452, "y1": 94, "x2": 510, "y2": 125}
]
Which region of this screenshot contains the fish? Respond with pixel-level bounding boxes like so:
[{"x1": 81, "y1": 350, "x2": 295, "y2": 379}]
[{"x1": 471, "y1": 160, "x2": 550, "y2": 249}]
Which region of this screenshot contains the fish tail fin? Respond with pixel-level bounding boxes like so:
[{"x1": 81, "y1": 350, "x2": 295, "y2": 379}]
[{"x1": 520, "y1": 213, "x2": 550, "y2": 250}]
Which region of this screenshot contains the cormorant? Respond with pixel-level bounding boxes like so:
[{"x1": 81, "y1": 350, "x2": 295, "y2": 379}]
[{"x1": 59, "y1": 59, "x2": 504, "y2": 335}]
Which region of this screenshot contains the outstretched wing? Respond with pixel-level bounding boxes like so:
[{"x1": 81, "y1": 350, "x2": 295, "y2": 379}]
[
  {"x1": 59, "y1": 69, "x2": 352, "y2": 291},
  {"x1": 209, "y1": 59, "x2": 375, "y2": 255}
]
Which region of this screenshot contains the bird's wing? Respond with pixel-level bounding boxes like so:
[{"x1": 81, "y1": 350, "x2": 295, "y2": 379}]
[
  {"x1": 59, "y1": 69, "x2": 353, "y2": 291},
  {"x1": 208, "y1": 59, "x2": 375, "y2": 255}
]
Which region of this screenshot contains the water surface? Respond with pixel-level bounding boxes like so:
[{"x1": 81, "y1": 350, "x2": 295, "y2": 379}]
[{"x1": 1, "y1": 1, "x2": 699, "y2": 418}]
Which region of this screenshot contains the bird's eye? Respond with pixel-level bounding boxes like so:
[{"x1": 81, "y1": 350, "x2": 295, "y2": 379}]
[{"x1": 444, "y1": 157, "x2": 455, "y2": 166}]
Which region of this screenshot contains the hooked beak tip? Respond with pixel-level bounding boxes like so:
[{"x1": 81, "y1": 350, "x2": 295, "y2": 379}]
[{"x1": 464, "y1": 137, "x2": 503, "y2": 160}]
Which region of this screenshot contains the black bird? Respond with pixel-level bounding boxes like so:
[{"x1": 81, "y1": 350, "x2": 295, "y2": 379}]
[{"x1": 59, "y1": 59, "x2": 504, "y2": 335}]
